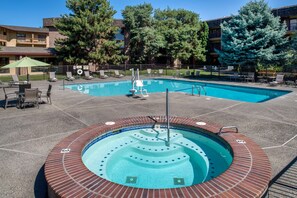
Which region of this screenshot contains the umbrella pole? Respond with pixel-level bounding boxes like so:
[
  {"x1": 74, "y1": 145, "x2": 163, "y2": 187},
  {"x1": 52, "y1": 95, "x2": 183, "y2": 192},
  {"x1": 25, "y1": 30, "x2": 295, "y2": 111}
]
[{"x1": 27, "y1": 67, "x2": 30, "y2": 82}]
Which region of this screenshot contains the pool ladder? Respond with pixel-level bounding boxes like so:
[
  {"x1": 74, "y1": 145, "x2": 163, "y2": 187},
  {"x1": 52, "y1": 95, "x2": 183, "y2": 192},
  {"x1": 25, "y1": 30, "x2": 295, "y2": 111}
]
[
  {"x1": 218, "y1": 126, "x2": 238, "y2": 135},
  {"x1": 192, "y1": 85, "x2": 207, "y2": 96}
]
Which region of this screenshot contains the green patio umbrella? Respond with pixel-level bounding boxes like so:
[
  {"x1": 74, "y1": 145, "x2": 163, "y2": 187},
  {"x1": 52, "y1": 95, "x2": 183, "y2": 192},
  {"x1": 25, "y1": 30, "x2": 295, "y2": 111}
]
[{"x1": 2, "y1": 57, "x2": 50, "y2": 81}]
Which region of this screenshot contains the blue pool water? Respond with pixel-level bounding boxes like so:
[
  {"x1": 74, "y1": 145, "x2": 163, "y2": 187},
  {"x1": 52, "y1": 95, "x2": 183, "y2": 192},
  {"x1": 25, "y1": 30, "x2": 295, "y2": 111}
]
[
  {"x1": 65, "y1": 79, "x2": 291, "y2": 103},
  {"x1": 82, "y1": 126, "x2": 233, "y2": 189}
]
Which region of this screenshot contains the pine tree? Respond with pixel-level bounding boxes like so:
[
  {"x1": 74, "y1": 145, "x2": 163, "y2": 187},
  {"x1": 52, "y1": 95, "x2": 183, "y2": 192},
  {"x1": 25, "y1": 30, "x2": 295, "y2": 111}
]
[
  {"x1": 217, "y1": 0, "x2": 288, "y2": 70},
  {"x1": 55, "y1": 0, "x2": 125, "y2": 66}
]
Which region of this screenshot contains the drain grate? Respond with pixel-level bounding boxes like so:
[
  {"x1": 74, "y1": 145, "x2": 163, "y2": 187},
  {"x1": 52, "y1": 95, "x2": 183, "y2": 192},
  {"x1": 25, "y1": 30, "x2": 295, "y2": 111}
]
[
  {"x1": 126, "y1": 176, "x2": 137, "y2": 184},
  {"x1": 173, "y1": 178, "x2": 185, "y2": 185}
]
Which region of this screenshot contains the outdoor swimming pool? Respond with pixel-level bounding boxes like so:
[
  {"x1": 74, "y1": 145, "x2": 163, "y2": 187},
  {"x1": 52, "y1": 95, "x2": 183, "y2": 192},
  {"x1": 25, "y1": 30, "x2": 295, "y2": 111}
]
[{"x1": 65, "y1": 79, "x2": 291, "y2": 103}]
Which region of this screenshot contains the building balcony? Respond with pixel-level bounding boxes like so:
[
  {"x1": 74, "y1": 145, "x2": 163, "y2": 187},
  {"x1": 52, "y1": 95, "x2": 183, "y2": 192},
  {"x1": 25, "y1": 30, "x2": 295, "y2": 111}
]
[
  {"x1": 0, "y1": 35, "x2": 7, "y2": 41},
  {"x1": 16, "y1": 38, "x2": 46, "y2": 45}
]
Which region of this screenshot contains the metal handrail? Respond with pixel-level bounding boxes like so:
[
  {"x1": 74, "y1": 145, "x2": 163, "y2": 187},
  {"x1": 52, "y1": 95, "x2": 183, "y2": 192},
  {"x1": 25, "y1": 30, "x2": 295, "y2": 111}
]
[
  {"x1": 218, "y1": 126, "x2": 238, "y2": 135},
  {"x1": 192, "y1": 85, "x2": 207, "y2": 96},
  {"x1": 166, "y1": 88, "x2": 170, "y2": 146}
]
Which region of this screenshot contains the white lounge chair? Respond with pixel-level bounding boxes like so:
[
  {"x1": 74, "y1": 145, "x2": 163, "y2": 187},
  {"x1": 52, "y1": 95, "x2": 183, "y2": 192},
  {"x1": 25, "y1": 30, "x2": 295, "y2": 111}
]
[
  {"x1": 147, "y1": 68, "x2": 152, "y2": 77},
  {"x1": 66, "y1": 72, "x2": 75, "y2": 81},
  {"x1": 99, "y1": 70, "x2": 108, "y2": 79},
  {"x1": 114, "y1": 70, "x2": 124, "y2": 78},
  {"x1": 158, "y1": 69, "x2": 163, "y2": 76},
  {"x1": 9, "y1": 74, "x2": 27, "y2": 86},
  {"x1": 84, "y1": 71, "x2": 93, "y2": 80},
  {"x1": 269, "y1": 74, "x2": 284, "y2": 86},
  {"x1": 49, "y1": 72, "x2": 57, "y2": 82}
]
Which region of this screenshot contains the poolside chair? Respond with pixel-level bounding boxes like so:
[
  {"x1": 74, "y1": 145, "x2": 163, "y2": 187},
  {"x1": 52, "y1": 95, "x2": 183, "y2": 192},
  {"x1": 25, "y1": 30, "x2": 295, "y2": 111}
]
[
  {"x1": 269, "y1": 74, "x2": 284, "y2": 86},
  {"x1": 66, "y1": 72, "x2": 75, "y2": 81},
  {"x1": 99, "y1": 70, "x2": 108, "y2": 79},
  {"x1": 158, "y1": 69, "x2": 163, "y2": 76},
  {"x1": 9, "y1": 74, "x2": 26, "y2": 86},
  {"x1": 227, "y1": 66, "x2": 234, "y2": 71},
  {"x1": 21, "y1": 88, "x2": 39, "y2": 109},
  {"x1": 3, "y1": 87, "x2": 17, "y2": 109},
  {"x1": 114, "y1": 70, "x2": 124, "y2": 78},
  {"x1": 195, "y1": 70, "x2": 200, "y2": 77},
  {"x1": 49, "y1": 72, "x2": 57, "y2": 82},
  {"x1": 39, "y1": 84, "x2": 52, "y2": 104},
  {"x1": 185, "y1": 70, "x2": 191, "y2": 76},
  {"x1": 230, "y1": 72, "x2": 241, "y2": 81},
  {"x1": 245, "y1": 72, "x2": 255, "y2": 82},
  {"x1": 173, "y1": 70, "x2": 183, "y2": 78},
  {"x1": 84, "y1": 71, "x2": 94, "y2": 80},
  {"x1": 147, "y1": 68, "x2": 152, "y2": 77}
]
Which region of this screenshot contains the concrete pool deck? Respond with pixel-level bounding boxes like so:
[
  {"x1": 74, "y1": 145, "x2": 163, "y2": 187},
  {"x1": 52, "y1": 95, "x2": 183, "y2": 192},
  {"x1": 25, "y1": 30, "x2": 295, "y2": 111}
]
[{"x1": 0, "y1": 77, "x2": 296, "y2": 197}]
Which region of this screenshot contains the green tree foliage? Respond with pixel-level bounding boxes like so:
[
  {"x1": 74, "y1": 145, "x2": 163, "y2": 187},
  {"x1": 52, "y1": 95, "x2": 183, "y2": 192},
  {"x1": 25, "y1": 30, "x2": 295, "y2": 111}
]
[
  {"x1": 287, "y1": 34, "x2": 297, "y2": 68},
  {"x1": 155, "y1": 9, "x2": 208, "y2": 65},
  {"x1": 122, "y1": 3, "x2": 164, "y2": 64},
  {"x1": 217, "y1": 0, "x2": 288, "y2": 70},
  {"x1": 55, "y1": 0, "x2": 125, "y2": 66}
]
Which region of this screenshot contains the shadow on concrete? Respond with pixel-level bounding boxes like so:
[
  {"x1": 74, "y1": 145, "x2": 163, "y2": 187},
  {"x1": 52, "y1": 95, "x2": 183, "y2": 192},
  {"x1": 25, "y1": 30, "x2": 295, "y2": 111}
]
[
  {"x1": 34, "y1": 164, "x2": 48, "y2": 198},
  {"x1": 264, "y1": 156, "x2": 297, "y2": 197}
]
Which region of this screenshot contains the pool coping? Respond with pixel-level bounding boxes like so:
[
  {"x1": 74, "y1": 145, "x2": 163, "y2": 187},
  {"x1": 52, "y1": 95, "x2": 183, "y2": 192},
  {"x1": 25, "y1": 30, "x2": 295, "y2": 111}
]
[{"x1": 45, "y1": 116, "x2": 271, "y2": 198}]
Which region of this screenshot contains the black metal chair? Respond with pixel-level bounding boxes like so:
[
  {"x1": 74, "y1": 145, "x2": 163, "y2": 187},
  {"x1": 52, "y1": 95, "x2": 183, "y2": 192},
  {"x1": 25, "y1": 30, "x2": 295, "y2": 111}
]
[{"x1": 39, "y1": 84, "x2": 52, "y2": 104}]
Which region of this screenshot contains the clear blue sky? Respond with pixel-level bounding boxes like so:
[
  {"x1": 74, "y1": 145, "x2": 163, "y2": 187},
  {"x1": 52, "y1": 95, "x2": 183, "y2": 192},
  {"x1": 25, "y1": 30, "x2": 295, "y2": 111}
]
[{"x1": 0, "y1": 0, "x2": 296, "y2": 27}]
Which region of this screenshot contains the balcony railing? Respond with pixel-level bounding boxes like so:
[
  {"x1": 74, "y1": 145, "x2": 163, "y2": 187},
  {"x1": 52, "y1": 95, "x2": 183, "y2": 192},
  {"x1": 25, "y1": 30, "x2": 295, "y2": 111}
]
[{"x1": 16, "y1": 38, "x2": 46, "y2": 44}]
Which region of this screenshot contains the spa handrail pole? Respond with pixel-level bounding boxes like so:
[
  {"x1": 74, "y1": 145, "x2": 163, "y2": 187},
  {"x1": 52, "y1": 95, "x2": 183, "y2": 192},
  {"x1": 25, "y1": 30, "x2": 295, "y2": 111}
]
[{"x1": 166, "y1": 88, "x2": 170, "y2": 146}]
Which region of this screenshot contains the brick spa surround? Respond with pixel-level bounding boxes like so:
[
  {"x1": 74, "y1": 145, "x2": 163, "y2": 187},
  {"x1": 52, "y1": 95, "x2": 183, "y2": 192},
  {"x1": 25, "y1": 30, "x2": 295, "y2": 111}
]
[{"x1": 45, "y1": 116, "x2": 271, "y2": 198}]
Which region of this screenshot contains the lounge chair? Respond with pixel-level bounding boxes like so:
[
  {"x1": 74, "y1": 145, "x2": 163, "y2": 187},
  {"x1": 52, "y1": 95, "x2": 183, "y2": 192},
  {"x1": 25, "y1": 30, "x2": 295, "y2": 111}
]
[
  {"x1": 227, "y1": 66, "x2": 234, "y2": 71},
  {"x1": 195, "y1": 70, "x2": 200, "y2": 77},
  {"x1": 39, "y1": 84, "x2": 52, "y2": 104},
  {"x1": 3, "y1": 87, "x2": 17, "y2": 109},
  {"x1": 230, "y1": 72, "x2": 241, "y2": 81},
  {"x1": 9, "y1": 74, "x2": 27, "y2": 86},
  {"x1": 245, "y1": 72, "x2": 255, "y2": 82},
  {"x1": 158, "y1": 69, "x2": 163, "y2": 76},
  {"x1": 84, "y1": 71, "x2": 94, "y2": 80},
  {"x1": 147, "y1": 68, "x2": 152, "y2": 77},
  {"x1": 66, "y1": 72, "x2": 75, "y2": 81},
  {"x1": 185, "y1": 70, "x2": 191, "y2": 76},
  {"x1": 21, "y1": 88, "x2": 39, "y2": 109},
  {"x1": 114, "y1": 70, "x2": 124, "y2": 78},
  {"x1": 99, "y1": 70, "x2": 108, "y2": 79},
  {"x1": 49, "y1": 72, "x2": 57, "y2": 82},
  {"x1": 173, "y1": 70, "x2": 183, "y2": 78},
  {"x1": 269, "y1": 74, "x2": 284, "y2": 86}
]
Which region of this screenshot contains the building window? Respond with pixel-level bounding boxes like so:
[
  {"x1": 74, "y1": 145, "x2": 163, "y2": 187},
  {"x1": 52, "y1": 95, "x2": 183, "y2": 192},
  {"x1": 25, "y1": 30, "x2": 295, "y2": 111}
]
[
  {"x1": 16, "y1": 33, "x2": 26, "y2": 41},
  {"x1": 290, "y1": 19, "x2": 297, "y2": 31},
  {"x1": 0, "y1": 41, "x2": 6, "y2": 46},
  {"x1": 3, "y1": 31, "x2": 7, "y2": 35},
  {"x1": 0, "y1": 58, "x2": 9, "y2": 73}
]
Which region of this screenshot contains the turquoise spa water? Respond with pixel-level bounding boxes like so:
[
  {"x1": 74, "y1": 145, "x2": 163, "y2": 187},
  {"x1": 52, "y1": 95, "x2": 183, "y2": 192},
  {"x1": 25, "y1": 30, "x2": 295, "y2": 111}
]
[
  {"x1": 82, "y1": 127, "x2": 233, "y2": 189},
  {"x1": 65, "y1": 79, "x2": 290, "y2": 103}
]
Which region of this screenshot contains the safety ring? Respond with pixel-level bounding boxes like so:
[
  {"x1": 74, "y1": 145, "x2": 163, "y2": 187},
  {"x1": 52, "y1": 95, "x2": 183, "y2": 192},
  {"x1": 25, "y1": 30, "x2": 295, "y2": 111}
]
[
  {"x1": 77, "y1": 85, "x2": 83, "y2": 91},
  {"x1": 77, "y1": 69, "x2": 83, "y2": 75}
]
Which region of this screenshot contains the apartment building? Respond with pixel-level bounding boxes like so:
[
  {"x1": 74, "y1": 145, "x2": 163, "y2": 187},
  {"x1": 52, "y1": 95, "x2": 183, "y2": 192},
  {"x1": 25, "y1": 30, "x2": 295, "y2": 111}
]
[
  {"x1": 0, "y1": 4, "x2": 296, "y2": 76},
  {"x1": 0, "y1": 25, "x2": 55, "y2": 76},
  {"x1": 206, "y1": 4, "x2": 297, "y2": 65}
]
